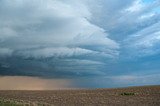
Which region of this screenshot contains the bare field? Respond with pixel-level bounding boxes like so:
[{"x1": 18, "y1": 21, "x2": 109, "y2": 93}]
[{"x1": 0, "y1": 85, "x2": 160, "y2": 106}]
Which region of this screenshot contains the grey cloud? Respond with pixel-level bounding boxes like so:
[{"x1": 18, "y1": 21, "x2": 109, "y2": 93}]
[
  {"x1": 86, "y1": 0, "x2": 160, "y2": 59},
  {"x1": 0, "y1": 0, "x2": 160, "y2": 79},
  {"x1": 124, "y1": 21, "x2": 160, "y2": 57},
  {"x1": 88, "y1": 0, "x2": 160, "y2": 41},
  {"x1": 0, "y1": 48, "x2": 13, "y2": 56},
  {"x1": 0, "y1": 0, "x2": 118, "y2": 57},
  {"x1": 0, "y1": 0, "x2": 120, "y2": 77}
]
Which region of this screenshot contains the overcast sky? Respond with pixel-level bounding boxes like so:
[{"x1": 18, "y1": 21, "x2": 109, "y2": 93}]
[{"x1": 0, "y1": 0, "x2": 160, "y2": 88}]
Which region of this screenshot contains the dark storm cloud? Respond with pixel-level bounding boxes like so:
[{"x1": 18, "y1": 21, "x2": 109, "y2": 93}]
[{"x1": 0, "y1": 0, "x2": 119, "y2": 77}]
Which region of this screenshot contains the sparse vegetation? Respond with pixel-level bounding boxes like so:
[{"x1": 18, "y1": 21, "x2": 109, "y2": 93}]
[
  {"x1": 0, "y1": 99, "x2": 22, "y2": 106},
  {"x1": 120, "y1": 92, "x2": 135, "y2": 96}
]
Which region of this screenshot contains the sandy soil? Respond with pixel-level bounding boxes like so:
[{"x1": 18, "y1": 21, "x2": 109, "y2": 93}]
[{"x1": 0, "y1": 85, "x2": 160, "y2": 106}]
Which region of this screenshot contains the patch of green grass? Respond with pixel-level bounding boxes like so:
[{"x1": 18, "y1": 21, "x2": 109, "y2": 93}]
[
  {"x1": 120, "y1": 92, "x2": 135, "y2": 96},
  {"x1": 0, "y1": 99, "x2": 23, "y2": 106}
]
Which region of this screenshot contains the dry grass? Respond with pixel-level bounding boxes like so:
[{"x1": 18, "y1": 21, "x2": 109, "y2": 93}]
[{"x1": 0, "y1": 85, "x2": 160, "y2": 106}]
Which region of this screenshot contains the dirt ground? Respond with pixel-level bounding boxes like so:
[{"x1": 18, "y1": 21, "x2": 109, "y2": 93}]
[{"x1": 0, "y1": 85, "x2": 159, "y2": 106}]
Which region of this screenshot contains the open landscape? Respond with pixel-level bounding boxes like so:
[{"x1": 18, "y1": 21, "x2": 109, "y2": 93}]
[
  {"x1": 0, "y1": 0, "x2": 160, "y2": 106},
  {"x1": 0, "y1": 85, "x2": 159, "y2": 106}
]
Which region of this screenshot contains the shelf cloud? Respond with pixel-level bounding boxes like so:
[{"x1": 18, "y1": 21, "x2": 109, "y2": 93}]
[{"x1": 0, "y1": 0, "x2": 160, "y2": 87}]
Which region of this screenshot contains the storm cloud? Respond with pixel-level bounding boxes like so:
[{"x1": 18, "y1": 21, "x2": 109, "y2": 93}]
[
  {"x1": 0, "y1": 0, "x2": 120, "y2": 77},
  {"x1": 0, "y1": 0, "x2": 160, "y2": 87}
]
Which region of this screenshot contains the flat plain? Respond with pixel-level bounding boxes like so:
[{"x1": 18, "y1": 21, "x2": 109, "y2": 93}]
[{"x1": 0, "y1": 85, "x2": 160, "y2": 106}]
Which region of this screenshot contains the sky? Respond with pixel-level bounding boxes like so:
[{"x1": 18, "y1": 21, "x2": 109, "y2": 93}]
[{"x1": 0, "y1": 0, "x2": 160, "y2": 89}]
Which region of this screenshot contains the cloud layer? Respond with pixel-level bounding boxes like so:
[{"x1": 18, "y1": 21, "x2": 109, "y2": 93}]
[
  {"x1": 0, "y1": 0, "x2": 119, "y2": 58},
  {"x1": 0, "y1": 0, "x2": 160, "y2": 85},
  {"x1": 0, "y1": 0, "x2": 120, "y2": 77}
]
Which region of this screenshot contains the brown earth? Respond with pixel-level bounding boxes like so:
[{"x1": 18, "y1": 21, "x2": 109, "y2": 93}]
[{"x1": 0, "y1": 85, "x2": 160, "y2": 106}]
